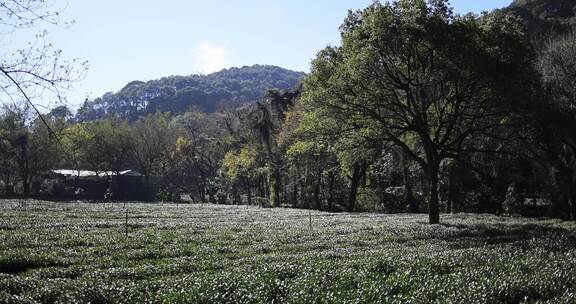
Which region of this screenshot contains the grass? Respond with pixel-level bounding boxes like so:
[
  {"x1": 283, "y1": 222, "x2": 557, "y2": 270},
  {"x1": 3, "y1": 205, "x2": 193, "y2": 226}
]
[{"x1": 0, "y1": 200, "x2": 575, "y2": 303}]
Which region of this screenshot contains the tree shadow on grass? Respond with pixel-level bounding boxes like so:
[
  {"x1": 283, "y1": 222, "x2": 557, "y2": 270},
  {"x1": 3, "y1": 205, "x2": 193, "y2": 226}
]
[
  {"x1": 0, "y1": 258, "x2": 66, "y2": 274},
  {"x1": 439, "y1": 221, "x2": 576, "y2": 251}
]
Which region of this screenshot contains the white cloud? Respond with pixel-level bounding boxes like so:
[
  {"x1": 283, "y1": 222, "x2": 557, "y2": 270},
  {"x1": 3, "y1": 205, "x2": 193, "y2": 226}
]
[{"x1": 191, "y1": 42, "x2": 230, "y2": 74}]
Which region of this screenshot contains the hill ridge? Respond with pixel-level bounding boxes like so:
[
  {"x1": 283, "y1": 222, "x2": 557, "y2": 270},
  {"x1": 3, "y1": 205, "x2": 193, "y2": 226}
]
[{"x1": 76, "y1": 64, "x2": 305, "y2": 121}]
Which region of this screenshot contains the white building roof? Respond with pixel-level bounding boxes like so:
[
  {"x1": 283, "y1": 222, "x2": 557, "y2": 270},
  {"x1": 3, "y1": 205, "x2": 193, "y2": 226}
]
[{"x1": 51, "y1": 169, "x2": 143, "y2": 177}]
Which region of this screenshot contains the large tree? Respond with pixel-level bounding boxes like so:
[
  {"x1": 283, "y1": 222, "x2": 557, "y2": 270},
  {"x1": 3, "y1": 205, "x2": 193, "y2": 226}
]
[
  {"x1": 0, "y1": 106, "x2": 61, "y2": 196},
  {"x1": 535, "y1": 31, "x2": 576, "y2": 220},
  {"x1": 168, "y1": 111, "x2": 227, "y2": 203},
  {"x1": 302, "y1": 0, "x2": 530, "y2": 223},
  {"x1": 130, "y1": 112, "x2": 177, "y2": 199}
]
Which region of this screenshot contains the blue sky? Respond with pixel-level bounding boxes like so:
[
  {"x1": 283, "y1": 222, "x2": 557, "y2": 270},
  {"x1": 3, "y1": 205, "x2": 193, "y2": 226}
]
[{"x1": 6, "y1": 0, "x2": 513, "y2": 109}]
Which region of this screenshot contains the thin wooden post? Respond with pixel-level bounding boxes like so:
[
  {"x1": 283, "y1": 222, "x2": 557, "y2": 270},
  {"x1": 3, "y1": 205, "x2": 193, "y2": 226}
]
[{"x1": 125, "y1": 208, "x2": 128, "y2": 236}]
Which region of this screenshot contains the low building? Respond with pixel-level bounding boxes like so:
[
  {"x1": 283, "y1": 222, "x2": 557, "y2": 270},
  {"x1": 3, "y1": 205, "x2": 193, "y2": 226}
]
[
  {"x1": 48, "y1": 169, "x2": 147, "y2": 200},
  {"x1": 50, "y1": 170, "x2": 143, "y2": 178}
]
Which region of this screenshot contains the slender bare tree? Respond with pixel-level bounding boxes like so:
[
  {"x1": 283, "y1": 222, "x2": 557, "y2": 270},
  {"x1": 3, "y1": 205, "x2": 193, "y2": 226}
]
[{"x1": 0, "y1": 0, "x2": 87, "y2": 130}]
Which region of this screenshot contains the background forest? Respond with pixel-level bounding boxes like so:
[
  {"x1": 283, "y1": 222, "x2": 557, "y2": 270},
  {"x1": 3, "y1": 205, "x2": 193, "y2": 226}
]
[{"x1": 2, "y1": 0, "x2": 576, "y2": 225}]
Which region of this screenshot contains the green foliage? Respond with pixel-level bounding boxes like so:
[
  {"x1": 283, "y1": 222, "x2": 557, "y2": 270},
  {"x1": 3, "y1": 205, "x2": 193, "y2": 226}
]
[
  {"x1": 60, "y1": 123, "x2": 95, "y2": 168},
  {"x1": 130, "y1": 112, "x2": 178, "y2": 190},
  {"x1": 59, "y1": 118, "x2": 134, "y2": 174},
  {"x1": 221, "y1": 146, "x2": 258, "y2": 182},
  {"x1": 0, "y1": 108, "x2": 62, "y2": 195},
  {"x1": 356, "y1": 187, "x2": 382, "y2": 213}
]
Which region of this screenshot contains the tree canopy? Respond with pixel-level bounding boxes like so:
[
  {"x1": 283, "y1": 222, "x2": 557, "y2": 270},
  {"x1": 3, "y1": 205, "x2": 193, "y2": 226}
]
[{"x1": 300, "y1": 0, "x2": 531, "y2": 223}]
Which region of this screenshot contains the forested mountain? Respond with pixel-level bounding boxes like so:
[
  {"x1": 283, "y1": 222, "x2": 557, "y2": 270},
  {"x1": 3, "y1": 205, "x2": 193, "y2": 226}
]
[
  {"x1": 76, "y1": 65, "x2": 305, "y2": 121},
  {"x1": 503, "y1": 0, "x2": 576, "y2": 43}
]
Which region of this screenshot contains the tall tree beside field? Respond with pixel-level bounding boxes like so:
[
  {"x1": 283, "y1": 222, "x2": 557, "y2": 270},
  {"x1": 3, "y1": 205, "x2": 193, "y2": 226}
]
[
  {"x1": 251, "y1": 90, "x2": 299, "y2": 207},
  {"x1": 536, "y1": 31, "x2": 576, "y2": 220},
  {"x1": 302, "y1": 0, "x2": 530, "y2": 223},
  {"x1": 89, "y1": 118, "x2": 133, "y2": 175},
  {"x1": 130, "y1": 112, "x2": 177, "y2": 199},
  {"x1": 0, "y1": 107, "x2": 61, "y2": 195},
  {"x1": 61, "y1": 122, "x2": 105, "y2": 173},
  {"x1": 168, "y1": 111, "x2": 227, "y2": 203},
  {"x1": 0, "y1": 109, "x2": 30, "y2": 195}
]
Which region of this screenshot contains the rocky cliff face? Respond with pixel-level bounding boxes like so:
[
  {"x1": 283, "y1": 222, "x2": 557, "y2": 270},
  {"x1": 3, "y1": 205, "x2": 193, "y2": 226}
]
[{"x1": 261, "y1": 88, "x2": 301, "y2": 128}]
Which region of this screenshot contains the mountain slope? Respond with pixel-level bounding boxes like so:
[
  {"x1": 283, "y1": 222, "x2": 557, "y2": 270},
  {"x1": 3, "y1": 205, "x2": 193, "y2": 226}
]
[
  {"x1": 76, "y1": 65, "x2": 305, "y2": 121},
  {"x1": 501, "y1": 0, "x2": 576, "y2": 42}
]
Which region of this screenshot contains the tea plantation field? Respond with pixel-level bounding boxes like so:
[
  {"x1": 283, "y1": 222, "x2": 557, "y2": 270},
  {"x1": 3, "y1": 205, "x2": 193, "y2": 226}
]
[{"x1": 0, "y1": 200, "x2": 575, "y2": 303}]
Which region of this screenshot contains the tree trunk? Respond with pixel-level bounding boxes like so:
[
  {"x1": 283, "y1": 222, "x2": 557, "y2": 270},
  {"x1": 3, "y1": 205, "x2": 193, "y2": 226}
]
[
  {"x1": 260, "y1": 176, "x2": 267, "y2": 199},
  {"x1": 347, "y1": 182, "x2": 358, "y2": 213},
  {"x1": 428, "y1": 165, "x2": 440, "y2": 224},
  {"x1": 18, "y1": 138, "x2": 30, "y2": 197},
  {"x1": 270, "y1": 167, "x2": 281, "y2": 207},
  {"x1": 198, "y1": 186, "x2": 207, "y2": 204},
  {"x1": 314, "y1": 162, "x2": 322, "y2": 210},
  {"x1": 447, "y1": 165, "x2": 457, "y2": 214},
  {"x1": 348, "y1": 161, "x2": 366, "y2": 212},
  {"x1": 208, "y1": 188, "x2": 217, "y2": 204},
  {"x1": 400, "y1": 151, "x2": 416, "y2": 212},
  {"x1": 327, "y1": 172, "x2": 335, "y2": 211},
  {"x1": 569, "y1": 176, "x2": 576, "y2": 221},
  {"x1": 314, "y1": 175, "x2": 321, "y2": 211},
  {"x1": 246, "y1": 179, "x2": 252, "y2": 206},
  {"x1": 144, "y1": 173, "x2": 152, "y2": 201},
  {"x1": 263, "y1": 179, "x2": 268, "y2": 205},
  {"x1": 552, "y1": 166, "x2": 572, "y2": 220},
  {"x1": 303, "y1": 166, "x2": 310, "y2": 209},
  {"x1": 22, "y1": 175, "x2": 30, "y2": 197}
]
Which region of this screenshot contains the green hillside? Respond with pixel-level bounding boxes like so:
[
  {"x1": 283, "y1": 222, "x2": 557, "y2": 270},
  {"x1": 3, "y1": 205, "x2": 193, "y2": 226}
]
[
  {"x1": 503, "y1": 0, "x2": 576, "y2": 41},
  {"x1": 76, "y1": 65, "x2": 305, "y2": 121}
]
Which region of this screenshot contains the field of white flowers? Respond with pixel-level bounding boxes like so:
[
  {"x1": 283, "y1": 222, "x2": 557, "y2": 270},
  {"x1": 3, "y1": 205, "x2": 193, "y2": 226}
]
[{"x1": 0, "y1": 200, "x2": 575, "y2": 303}]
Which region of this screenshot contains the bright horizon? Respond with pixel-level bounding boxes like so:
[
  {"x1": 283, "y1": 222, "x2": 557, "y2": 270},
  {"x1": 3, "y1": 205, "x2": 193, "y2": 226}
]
[{"x1": 5, "y1": 0, "x2": 512, "y2": 110}]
